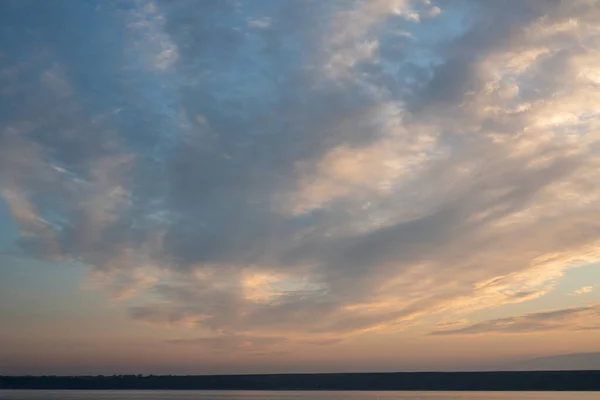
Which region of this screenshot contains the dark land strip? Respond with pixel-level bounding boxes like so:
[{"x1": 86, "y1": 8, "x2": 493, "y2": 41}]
[{"x1": 2, "y1": 370, "x2": 600, "y2": 391}]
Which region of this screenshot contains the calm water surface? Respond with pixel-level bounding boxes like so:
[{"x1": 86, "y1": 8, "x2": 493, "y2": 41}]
[{"x1": 1, "y1": 391, "x2": 599, "y2": 400}]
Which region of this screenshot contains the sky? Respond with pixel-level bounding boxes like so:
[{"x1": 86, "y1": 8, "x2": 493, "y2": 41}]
[{"x1": 1, "y1": 0, "x2": 600, "y2": 375}]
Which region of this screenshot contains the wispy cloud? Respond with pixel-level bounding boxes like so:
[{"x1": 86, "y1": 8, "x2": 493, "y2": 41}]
[
  {"x1": 431, "y1": 303, "x2": 600, "y2": 336},
  {"x1": 572, "y1": 286, "x2": 594, "y2": 295}
]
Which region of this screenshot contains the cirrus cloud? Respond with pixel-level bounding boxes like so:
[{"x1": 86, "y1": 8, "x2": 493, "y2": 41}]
[{"x1": 431, "y1": 303, "x2": 600, "y2": 336}]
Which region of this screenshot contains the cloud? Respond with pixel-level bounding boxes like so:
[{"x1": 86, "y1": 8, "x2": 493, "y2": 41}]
[
  {"x1": 431, "y1": 303, "x2": 600, "y2": 335},
  {"x1": 572, "y1": 286, "x2": 594, "y2": 295},
  {"x1": 2, "y1": 0, "x2": 600, "y2": 349},
  {"x1": 247, "y1": 17, "x2": 272, "y2": 29}
]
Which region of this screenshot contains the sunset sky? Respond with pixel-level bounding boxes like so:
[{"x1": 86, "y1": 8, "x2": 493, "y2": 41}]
[{"x1": 1, "y1": 0, "x2": 600, "y2": 375}]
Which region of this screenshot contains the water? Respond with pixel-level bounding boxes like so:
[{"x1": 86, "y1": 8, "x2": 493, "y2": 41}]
[{"x1": 0, "y1": 391, "x2": 599, "y2": 400}]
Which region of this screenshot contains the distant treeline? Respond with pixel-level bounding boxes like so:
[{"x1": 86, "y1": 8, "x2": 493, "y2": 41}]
[{"x1": 2, "y1": 371, "x2": 600, "y2": 391}]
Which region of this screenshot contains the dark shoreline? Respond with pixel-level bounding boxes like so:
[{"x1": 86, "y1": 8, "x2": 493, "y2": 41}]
[{"x1": 2, "y1": 370, "x2": 600, "y2": 391}]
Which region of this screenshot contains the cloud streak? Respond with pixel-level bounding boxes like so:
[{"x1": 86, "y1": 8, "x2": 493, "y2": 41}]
[{"x1": 431, "y1": 303, "x2": 600, "y2": 335}]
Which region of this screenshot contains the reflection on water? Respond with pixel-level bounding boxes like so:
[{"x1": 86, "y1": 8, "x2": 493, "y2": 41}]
[{"x1": 1, "y1": 391, "x2": 599, "y2": 400}]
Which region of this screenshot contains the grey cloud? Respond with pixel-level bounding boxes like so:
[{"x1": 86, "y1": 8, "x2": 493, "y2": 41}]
[{"x1": 143, "y1": 0, "x2": 397, "y2": 270}]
